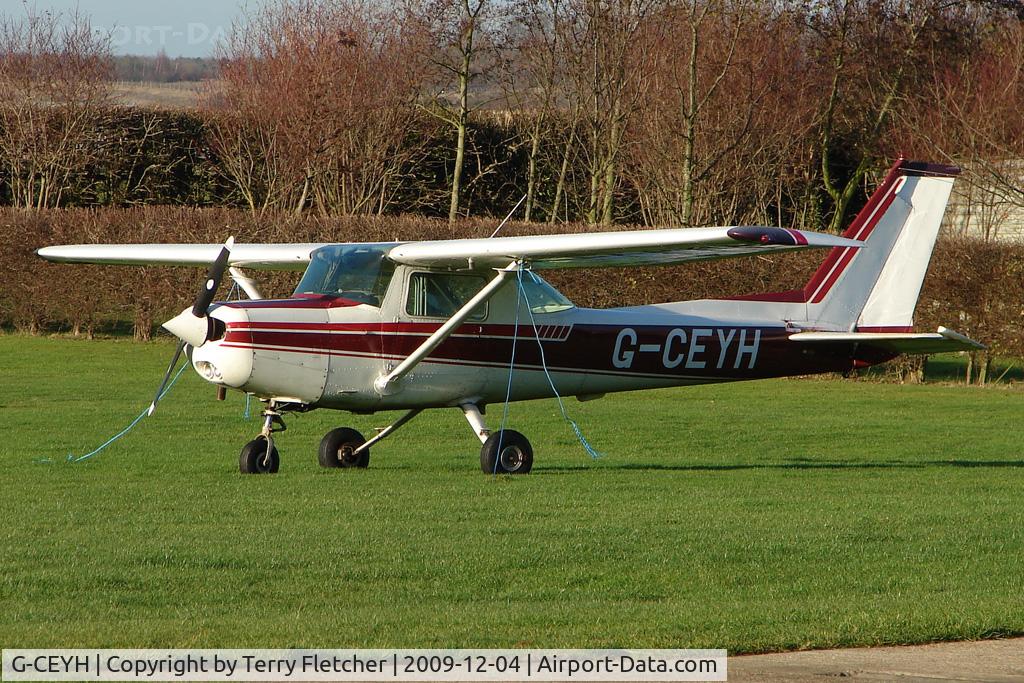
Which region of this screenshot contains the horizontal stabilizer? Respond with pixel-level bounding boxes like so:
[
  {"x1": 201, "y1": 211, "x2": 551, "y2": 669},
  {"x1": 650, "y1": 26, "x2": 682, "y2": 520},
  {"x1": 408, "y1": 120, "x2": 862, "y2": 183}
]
[{"x1": 789, "y1": 326, "x2": 985, "y2": 355}]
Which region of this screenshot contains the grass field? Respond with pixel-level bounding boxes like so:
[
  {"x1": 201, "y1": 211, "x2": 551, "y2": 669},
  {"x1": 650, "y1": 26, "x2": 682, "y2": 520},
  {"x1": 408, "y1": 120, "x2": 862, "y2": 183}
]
[
  {"x1": 111, "y1": 81, "x2": 207, "y2": 109},
  {"x1": 3, "y1": 335, "x2": 1024, "y2": 653}
]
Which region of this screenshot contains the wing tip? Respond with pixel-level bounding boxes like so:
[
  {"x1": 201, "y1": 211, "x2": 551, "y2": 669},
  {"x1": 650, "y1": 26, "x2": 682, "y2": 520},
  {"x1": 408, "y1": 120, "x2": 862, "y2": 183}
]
[
  {"x1": 937, "y1": 326, "x2": 987, "y2": 350},
  {"x1": 727, "y1": 226, "x2": 802, "y2": 246},
  {"x1": 36, "y1": 246, "x2": 70, "y2": 262},
  {"x1": 727, "y1": 226, "x2": 862, "y2": 249}
]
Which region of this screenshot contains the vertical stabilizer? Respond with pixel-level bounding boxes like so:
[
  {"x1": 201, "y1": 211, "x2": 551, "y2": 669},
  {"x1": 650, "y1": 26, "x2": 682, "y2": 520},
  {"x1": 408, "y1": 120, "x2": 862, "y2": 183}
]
[{"x1": 803, "y1": 159, "x2": 959, "y2": 331}]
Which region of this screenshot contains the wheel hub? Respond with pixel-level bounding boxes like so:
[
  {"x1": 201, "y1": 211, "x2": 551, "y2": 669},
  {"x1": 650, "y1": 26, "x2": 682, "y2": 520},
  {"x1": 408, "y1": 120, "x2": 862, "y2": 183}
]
[
  {"x1": 337, "y1": 445, "x2": 358, "y2": 466},
  {"x1": 499, "y1": 445, "x2": 524, "y2": 472}
]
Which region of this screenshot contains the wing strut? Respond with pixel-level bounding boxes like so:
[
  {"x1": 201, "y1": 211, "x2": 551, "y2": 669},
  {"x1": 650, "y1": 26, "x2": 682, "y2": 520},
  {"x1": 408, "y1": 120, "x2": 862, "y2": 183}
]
[
  {"x1": 229, "y1": 267, "x2": 263, "y2": 300},
  {"x1": 374, "y1": 261, "x2": 520, "y2": 395}
]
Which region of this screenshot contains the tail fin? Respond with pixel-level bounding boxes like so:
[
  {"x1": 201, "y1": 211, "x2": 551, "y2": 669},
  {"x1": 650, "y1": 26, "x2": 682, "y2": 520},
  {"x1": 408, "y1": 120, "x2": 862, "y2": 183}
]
[{"x1": 802, "y1": 159, "x2": 959, "y2": 331}]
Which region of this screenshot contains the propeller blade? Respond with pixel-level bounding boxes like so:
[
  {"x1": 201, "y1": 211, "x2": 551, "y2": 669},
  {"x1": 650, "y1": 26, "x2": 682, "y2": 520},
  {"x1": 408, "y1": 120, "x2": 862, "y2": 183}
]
[
  {"x1": 192, "y1": 236, "x2": 234, "y2": 317},
  {"x1": 148, "y1": 340, "x2": 187, "y2": 416}
]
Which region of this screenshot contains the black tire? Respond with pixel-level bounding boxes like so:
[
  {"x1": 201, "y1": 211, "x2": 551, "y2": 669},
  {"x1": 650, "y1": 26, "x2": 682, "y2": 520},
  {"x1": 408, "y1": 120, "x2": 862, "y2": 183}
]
[
  {"x1": 239, "y1": 438, "x2": 280, "y2": 474},
  {"x1": 480, "y1": 430, "x2": 533, "y2": 474},
  {"x1": 318, "y1": 427, "x2": 369, "y2": 468}
]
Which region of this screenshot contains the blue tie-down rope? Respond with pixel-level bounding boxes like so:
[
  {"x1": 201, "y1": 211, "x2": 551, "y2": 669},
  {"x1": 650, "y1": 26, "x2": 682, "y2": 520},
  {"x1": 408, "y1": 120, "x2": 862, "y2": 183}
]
[
  {"x1": 52, "y1": 361, "x2": 190, "y2": 464},
  {"x1": 494, "y1": 269, "x2": 524, "y2": 474},
  {"x1": 511, "y1": 268, "x2": 602, "y2": 460}
]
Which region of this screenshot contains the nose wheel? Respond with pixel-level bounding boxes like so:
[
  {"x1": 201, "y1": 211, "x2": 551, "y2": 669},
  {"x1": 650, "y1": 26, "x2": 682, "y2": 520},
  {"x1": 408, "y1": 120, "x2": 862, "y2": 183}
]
[
  {"x1": 239, "y1": 401, "x2": 287, "y2": 475},
  {"x1": 239, "y1": 437, "x2": 280, "y2": 474}
]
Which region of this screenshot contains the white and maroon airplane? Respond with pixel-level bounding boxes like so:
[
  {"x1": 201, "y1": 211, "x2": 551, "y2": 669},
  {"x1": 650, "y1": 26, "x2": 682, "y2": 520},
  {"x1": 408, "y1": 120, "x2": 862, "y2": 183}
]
[{"x1": 39, "y1": 159, "x2": 982, "y2": 475}]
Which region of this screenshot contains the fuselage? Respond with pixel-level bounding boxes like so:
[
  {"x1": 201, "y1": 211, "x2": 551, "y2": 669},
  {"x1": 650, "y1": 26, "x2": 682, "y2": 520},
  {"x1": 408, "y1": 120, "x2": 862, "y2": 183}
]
[{"x1": 190, "y1": 261, "x2": 889, "y2": 413}]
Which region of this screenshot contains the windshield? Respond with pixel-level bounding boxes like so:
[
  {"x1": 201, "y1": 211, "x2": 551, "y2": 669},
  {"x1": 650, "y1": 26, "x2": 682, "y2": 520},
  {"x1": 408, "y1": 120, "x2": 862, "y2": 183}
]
[
  {"x1": 294, "y1": 244, "x2": 396, "y2": 307},
  {"x1": 520, "y1": 273, "x2": 574, "y2": 313}
]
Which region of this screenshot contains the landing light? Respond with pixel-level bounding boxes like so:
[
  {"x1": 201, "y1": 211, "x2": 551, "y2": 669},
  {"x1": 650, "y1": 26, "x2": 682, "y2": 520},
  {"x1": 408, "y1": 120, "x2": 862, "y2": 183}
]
[{"x1": 195, "y1": 360, "x2": 221, "y2": 381}]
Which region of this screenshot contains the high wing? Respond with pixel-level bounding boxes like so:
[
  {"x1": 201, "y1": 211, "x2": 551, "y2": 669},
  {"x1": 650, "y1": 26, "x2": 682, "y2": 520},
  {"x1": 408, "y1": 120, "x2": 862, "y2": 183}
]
[
  {"x1": 36, "y1": 243, "x2": 328, "y2": 271},
  {"x1": 37, "y1": 226, "x2": 859, "y2": 272},
  {"x1": 789, "y1": 327, "x2": 986, "y2": 354},
  {"x1": 387, "y1": 226, "x2": 862, "y2": 270}
]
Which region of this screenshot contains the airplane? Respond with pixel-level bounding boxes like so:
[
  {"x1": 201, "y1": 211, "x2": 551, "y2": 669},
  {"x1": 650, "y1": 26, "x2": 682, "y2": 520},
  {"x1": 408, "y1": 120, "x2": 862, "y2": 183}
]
[{"x1": 38, "y1": 158, "x2": 984, "y2": 475}]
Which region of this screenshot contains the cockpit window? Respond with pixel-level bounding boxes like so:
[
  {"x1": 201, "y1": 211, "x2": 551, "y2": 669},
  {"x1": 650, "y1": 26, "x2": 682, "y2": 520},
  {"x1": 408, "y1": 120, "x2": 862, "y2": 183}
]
[
  {"x1": 294, "y1": 244, "x2": 396, "y2": 307},
  {"x1": 407, "y1": 272, "x2": 487, "y2": 320},
  {"x1": 520, "y1": 273, "x2": 574, "y2": 313}
]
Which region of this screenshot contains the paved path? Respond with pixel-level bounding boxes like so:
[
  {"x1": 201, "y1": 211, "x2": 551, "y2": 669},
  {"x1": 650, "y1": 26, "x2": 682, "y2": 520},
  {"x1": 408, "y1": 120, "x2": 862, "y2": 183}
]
[{"x1": 729, "y1": 637, "x2": 1024, "y2": 682}]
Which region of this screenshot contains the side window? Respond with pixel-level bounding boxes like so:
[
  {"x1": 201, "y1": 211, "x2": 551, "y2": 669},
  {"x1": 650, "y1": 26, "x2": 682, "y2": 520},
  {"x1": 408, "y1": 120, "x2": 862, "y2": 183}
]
[{"x1": 406, "y1": 272, "x2": 487, "y2": 320}]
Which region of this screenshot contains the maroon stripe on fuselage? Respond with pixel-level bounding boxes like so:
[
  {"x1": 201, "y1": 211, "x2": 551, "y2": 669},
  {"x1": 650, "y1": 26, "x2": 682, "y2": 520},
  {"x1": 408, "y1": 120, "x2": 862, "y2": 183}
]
[
  {"x1": 224, "y1": 323, "x2": 865, "y2": 379},
  {"x1": 226, "y1": 321, "x2": 572, "y2": 338}
]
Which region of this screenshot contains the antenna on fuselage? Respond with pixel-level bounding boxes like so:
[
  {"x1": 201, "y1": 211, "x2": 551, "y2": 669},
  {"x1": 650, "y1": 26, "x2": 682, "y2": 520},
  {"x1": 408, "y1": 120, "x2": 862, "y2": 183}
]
[{"x1": 489, "y1": 194, "x2": 528, "y2": 239}]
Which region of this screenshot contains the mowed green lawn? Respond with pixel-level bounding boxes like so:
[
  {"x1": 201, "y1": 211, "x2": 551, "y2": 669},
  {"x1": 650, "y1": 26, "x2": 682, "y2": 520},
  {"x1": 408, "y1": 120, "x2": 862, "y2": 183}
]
[{"x1": 2, "y1": 335, "x2": 1024, "y2": 653}]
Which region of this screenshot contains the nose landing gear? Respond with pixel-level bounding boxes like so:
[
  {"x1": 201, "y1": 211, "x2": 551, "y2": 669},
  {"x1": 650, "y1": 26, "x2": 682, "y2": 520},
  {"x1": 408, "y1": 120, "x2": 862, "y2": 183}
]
[
  {"x1": 238, "y1": 401, "x2": 288, "y2": 475},
  {"x1": 239, "y1": 438, "x2": 279, "y2": 474}
]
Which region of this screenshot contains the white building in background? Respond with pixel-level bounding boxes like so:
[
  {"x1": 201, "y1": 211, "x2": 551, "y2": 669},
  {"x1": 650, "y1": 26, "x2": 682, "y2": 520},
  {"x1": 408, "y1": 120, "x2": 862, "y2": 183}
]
[{"x1": 942, "y1": 159, "x2": 1024, "y2": 241}]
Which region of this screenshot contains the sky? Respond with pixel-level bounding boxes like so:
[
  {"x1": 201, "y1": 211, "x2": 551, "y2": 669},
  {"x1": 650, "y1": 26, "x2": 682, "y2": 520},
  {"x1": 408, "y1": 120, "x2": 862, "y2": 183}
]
[{"x1": 11, "y1": 1, "x2": 266, "y2": 57}]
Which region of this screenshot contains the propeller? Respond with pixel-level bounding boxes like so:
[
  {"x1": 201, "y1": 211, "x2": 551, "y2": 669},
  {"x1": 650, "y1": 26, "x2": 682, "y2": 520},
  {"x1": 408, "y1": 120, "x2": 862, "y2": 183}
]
[
  {"x1": 148, "y1": 237, "x2": 234, "y2": 416},
  {"x1": 148, "y1": 340, "x2": 187, "y2": 416},
  {"x1": 161, "y1": 237, "x2": 234, "y2": 348}
]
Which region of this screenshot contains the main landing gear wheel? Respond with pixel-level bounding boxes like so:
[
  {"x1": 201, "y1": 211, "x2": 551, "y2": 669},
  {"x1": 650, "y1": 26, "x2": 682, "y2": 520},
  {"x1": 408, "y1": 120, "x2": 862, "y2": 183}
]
[
  {"x1": 239, "y1": 438, "x2": 280, "y2": 474},
  {"x1": 480, "y1": 430, "x2": 533, "y2": 475},
  {"x1": 319, "y1": 427, "x2": 369, "y2": 468}
]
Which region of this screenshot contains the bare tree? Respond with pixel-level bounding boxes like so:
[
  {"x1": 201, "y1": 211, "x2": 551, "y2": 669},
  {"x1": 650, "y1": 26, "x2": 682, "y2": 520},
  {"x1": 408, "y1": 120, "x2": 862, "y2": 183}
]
[
  {"x1": 555, "y1": 0, "x2": 657, "y2": 225},
  {"x1": 208, "y1": 0, "x2": 427, "y2": 216},
  {"x1": 624, "y1": 0, "x2": 810, "y2": 227},
  {"x1": 805, "y1": 0, "x2": 956, "y2": 232},
  {"x1": 509, "y1": 0, "x2": 586, "y2": 224},
  {"x1": 411, "y1": 0, "x2": 498, "y2": 223},
  {"x1": 499, "y1": 0, "x2": 573, "y2": 222},
  {"x1": 0, "y1": 6, "x2": 111, "y2": 209},
  {"x1": 909, "y1": 16, "x2": 1024, "y2": 224}
]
